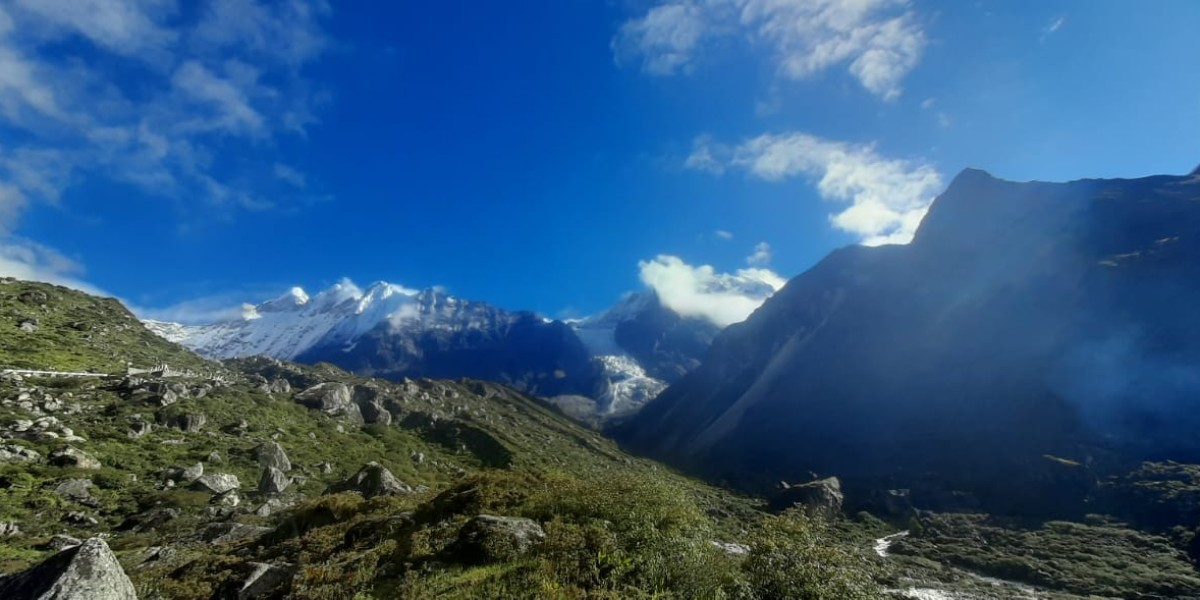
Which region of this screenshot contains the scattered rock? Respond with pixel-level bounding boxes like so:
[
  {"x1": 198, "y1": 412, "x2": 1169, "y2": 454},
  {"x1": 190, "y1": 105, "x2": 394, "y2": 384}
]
[
  {"x1": 769, "y1": 476, "x2": 844, "y2": 516},
  {"x1": 253, "y1": 498, "x2": 293, "y2": 518},
  {"x1": 236, "y1": 562, "x2": 295, "y2": 600},
  {"x1": 18, "y1": 319, "x2": 38, "y2": 333},
  {"x1": 126, "y1": 421, "x2": 152, "y2": 439},
  {"x1": 255, "y1": 441, "x2": 291, "y2": 472},
  {"x1": 454, "y1": 515, "x2": 546, "y2": 563},
  {"x1": 0, "y1": 442, "x2": 41, "y2": 463},
  {"x1": 268, "y1": 378, "x2": 291, "y2": 394},
  {"x1": 164, "y1": 462, "x2": 204, "y2": 484},
  {"x1": 710, "y1": 540, "x2": 751, "y2": 556},
  {"x1": 45, "y1": 535, "x2": 82, "y2": 551},
  {"x1": 214, "y1": 490, "x2": 241, "y2": 508},
  {"x1": 411, "y1": 451, "x2": 425, "y2": 465},
  {"x1": 53, "y1": 479, "x2": 96, "y2": 506},
  {"x1": 63, "y1": 511, "x2": 99, "y2": 527},
  {"x1": 171, "y1": 413, "x2": 207, "y2": 433},
  {"x1": 0, "y1": 521, "x2": 19, "y2": 537},
  {"x1": 206, "y1": 450, "x2": 223, "y2": 464},
  {"x1": 326, "y1": 462, "x2": 412, "y2": 498},
  {"x1": 0, "y1": 538, "x2": 136, "y2": 600},
  {"x1": 258, "y1": 467, "x2": 292, "y2": 495},
  {"x1": 120, "y1": 507, "x2": 180, "y2": 533},
  {"x1": 18, "y1": 289, "x2": 49, "y2": 304},
  {"x1": 318, "y1": 462, "x2": 333, "y2": 475},
  {"x1": 49, "y1": 446, "x2": 101, "y2": 470},
  {"x1": 294, "y1": 383, "x2": 363, "y2": 422},
  {"x1": 192, "y1": 473, "x2": 241, "y2": 495},
  {"x1": 199, "y1": 522, "x2": 270, "y2": 545}
]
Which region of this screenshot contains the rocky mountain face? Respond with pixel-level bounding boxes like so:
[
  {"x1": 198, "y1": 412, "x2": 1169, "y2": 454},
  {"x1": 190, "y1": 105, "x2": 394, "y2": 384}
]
[
  {"x1": 617, "y1": 168, "x2": 1200, "y2": 516},
  {"x1": 147, "y1": 284, "x2": 728, "y2": 421}
]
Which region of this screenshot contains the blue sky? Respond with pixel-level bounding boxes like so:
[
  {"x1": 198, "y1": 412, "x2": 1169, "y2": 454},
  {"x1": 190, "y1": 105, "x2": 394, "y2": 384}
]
[{"x1": 1, "y1": 0, "x2": 1198, "y2": 323}]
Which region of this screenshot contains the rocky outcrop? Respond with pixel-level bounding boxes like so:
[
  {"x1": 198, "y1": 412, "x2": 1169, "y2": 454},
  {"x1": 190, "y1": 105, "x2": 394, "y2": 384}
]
[
  {"x1": 0, "y1": 537, "x2": 137, "y2": 600},
  {"x1": 49, "y1": 446, "x2": 101, "y2": 470},
  {"x1": 352, "y1": 384, "x2": 392, "y2": 425},
  {"x1": 453, "y1": 515, "x2": 545, "y2": 563},
  {"x1": 294, "y1": 383, "x2": 363, "y2": 423},
  {"x1": 235, "y1": 562, "x2": 294, "y2": 599},
  {"x1": 326, "y1": 462, "x2": 412, "y2": 498},
  {"x1": 769, "y1": 477, "x2": 844, "y2": 516}
]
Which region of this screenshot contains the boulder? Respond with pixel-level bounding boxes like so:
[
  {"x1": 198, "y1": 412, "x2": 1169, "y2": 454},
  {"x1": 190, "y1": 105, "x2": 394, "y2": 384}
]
[
  {"x1": 258, "y1": 467, "x2": 292, "y2": 495},
  {"x1": 294, "y1": 383, "x2": 363, "y2": 422},
  {"x1": 268, "y1": 379, "x2": 291, "y2": 394},
  {"x1": 164, "y1": 463, "x2": 204, "y2": 484},
  {"x1": 49, "y1": 446, "x2": 101, "y2": 470},
  {"x1": 0, "y1": 521, "x2": 19, "y2": 537},
  {"x1": 45, "y1": 535, "x2": 82, "y2": 551},
  {"x1": 236, "y1": 562, "x2": 294, "y2": 600},
  {"x1": 172, "y1": 414, "x2": 207, "y2": 433},
  {"x1": 768, "y1": 476, "x2": 844, "y2": 516},
  {"x1": 255, "y1": 441, "x2": 291, "y2": 472},
  {"x1": 120, "y1": 507, "x2": 180, "y2": 533},
  {"x1": 0, "y1": 538, "x2": 136, "y2": 600},
  {"x1": 199, "y1": 522, "x2": 270, "y2": 545},
  {"x1": 52, "y1": 479, "x2": 95, "y2": 506},
  {"x1": 454, "y1": 515, "x2": 546, "y2": 563},
  {"x1": 326, "y1": 462, "x2": 412, "y2": 498},
  {"x1": 352, "y1": 385, "x2": 392, "y2": 425},
  {"x1": 192, "y1": 473, "x2": 241, "y2": 495}
]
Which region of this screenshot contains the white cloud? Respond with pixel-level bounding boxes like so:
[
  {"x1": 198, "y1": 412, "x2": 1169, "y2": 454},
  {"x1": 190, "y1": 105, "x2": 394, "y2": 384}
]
[
  {"x1": 638, "y1": 254, "x2": 785, "y2": 327},
  {"x1": 0, "y1": 0, "x2": 332, "y2": 233},
  {"x1": 0, "y1": 236, "x2": 102, "y2": 294},
  {"x1": 688, "y1": 131, "x2": 943, "y2": 245},
  {"x1": 714, "y1": 229, "x2": 734, "y2": 240},
  {"x1": 614, "y1": 0, "x2": 925, "y2": 100},
  {"x1": 746, "y1": 241, "x2": 771, "y2": 265},
  {"x1": 273, "y1": 163, "x2": 307, "y2": 188},
  {"x1": 1044, "y1": 16, "x2": 1066, "y2": 35}
]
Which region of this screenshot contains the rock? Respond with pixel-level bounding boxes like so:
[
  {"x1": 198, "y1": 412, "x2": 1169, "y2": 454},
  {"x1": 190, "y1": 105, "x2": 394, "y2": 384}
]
[
  {"x1": 214, "y1": 490, "x2": 241, "y2": 508},
  {"x1": 454, "y1": 515, "x2": 546, "y2": 563},
  {"x1": 18, "y1": 319, "x2": 38, "y2": 333},
  {"x1": 192, "y1": 473, "x2": 241, "y2": 495},
  {"x1": 171, "y1": 414, "x2": 206, "y2": 433},
  {"x1": 326, "y1": 462, "x2": 412, "y2": 498},
  {"x1": 0, "y1": 521, "x2": 19, "y2": 537},
  {"x1": 53, "y1": 479, "x2": 95, "y2": 506},
  {"x1": 120, "y1": 507, "x2": 180, "y2": 532},
  {"x1": 253, "y1": 498, "x2": 293, "y2": 518},
  {"x1": 152, "y1": 389, "x2": 178, "y2": 407},
  {"x1": 255, "y1": 441, "x2": 291, "y2": 472},
  {"x1": 126, "y1": 421, "x2": 152, "y2": 439},
  {"x1": 199, "y1": 522, "x2": 270, "y2": 545},
  {"x1": 165, "y1": 463, "x2": 204, "y2": 484},
  {"x1": 768, "y1": 476, "x2": 844, "y2": 516},
  {"x1": 318, "y1": 462, "x2": 333, "y2": 474},
  {"x1": 44, "y1": 535, "x2": 82, "y2": 552},
  {"x1": 63, "y1": 512, "x2": 99, "y2": 527},
  {"x1": 49, "y1": 446, "x2": 101, "y2": 470},
  {"x1": 411, "y1": 452, "x2": 425, "y2": 465},
  {"x1": 258, "y1": 467, "x2": 292, "y2": 495},
  {"x1": 352, "y1": 385, "x2": 392, "y2": 425},
  {"x1": 294, "y1": 383, "x2": 363, "y2": 422},
  {"x1": 206, "y1": 450, "x2": 223, "y2": 463},
  {"x1": 268, "y1": 378, "x2": 291, "y2": 394},
  {"x1": 236, "y1": 562, "x2": 294, "y2": 600},
  {"x1": 0, "y1": 538, "x2": 136, "y2": 600},
  {"x1": 0, "y1": 442, "x2": 41, "y2": 463},
  {"x1": 18, "y1": 289, "x2": 48, "y2": 304},
  {"x1": 710, "y1": 540, "x2": 751, "y2": 556}
]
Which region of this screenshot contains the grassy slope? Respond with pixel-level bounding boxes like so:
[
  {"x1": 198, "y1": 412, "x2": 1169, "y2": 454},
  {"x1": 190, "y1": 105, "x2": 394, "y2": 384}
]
[{"x1": 0, "y1": 278, "x2": 213, "y2": 373}]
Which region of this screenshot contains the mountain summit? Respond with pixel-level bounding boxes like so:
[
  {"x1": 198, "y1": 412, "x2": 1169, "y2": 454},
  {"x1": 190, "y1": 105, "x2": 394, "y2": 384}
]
[{"x1": 617, "y1": 168, "x2": 1200, "y2": 515}]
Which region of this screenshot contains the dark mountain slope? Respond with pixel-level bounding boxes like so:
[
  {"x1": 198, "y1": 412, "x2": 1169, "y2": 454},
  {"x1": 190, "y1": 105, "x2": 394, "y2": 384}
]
[{"x1": 617, "y1": 168, "x2": 1200, "y2": 515}]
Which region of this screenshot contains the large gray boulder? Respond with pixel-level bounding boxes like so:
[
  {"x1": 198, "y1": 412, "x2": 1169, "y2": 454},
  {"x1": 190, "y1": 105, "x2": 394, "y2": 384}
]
[
  {"x1": 255, "y1": 441, "x2": 291, "y2": 472},
  {"x1": 352, "y1": 385, "x2": 392, "y2": 425},
  {"x1": 326, "y1": 462, "x2": 412, "y2": 498},
  {"x1": 191, "y1": 473, "x2": 241, "y2": 495},
  {"x1": 294, "y1": 383, "x2": 363, "y2": 423},
  {"x1": 454, "y1": 515, "x2": 546, "y2": 563},
  {"x1": 0, "y1": 537, "x2": 137, "y2": 599},
  {"x1": 258, "y1": 467, "x2": 292, "y2": 495},
  {"x1": 48, "y1": 447, "x2": 101, "y2": 470},
  {"x1": 768, "y1": 476, "x2": 844, "y2": 516}
]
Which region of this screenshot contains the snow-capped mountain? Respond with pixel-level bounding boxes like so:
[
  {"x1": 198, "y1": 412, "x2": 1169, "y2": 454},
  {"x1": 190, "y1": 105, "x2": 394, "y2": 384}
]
[{"x1": 145, "y1": 278, "x2": 774, "y2": 420}]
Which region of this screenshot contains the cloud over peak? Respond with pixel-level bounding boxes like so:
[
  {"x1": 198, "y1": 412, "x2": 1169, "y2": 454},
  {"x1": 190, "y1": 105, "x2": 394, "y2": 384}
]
[
  {"x1": 613, "y1": 0, "x2": 925, "y2": 100},
  {"x1": 638, "y1": 254, "x2": 784, "y2": 327},
  {"x1": 689, "y1": 132, "x2": 943, "y2": 246}
]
